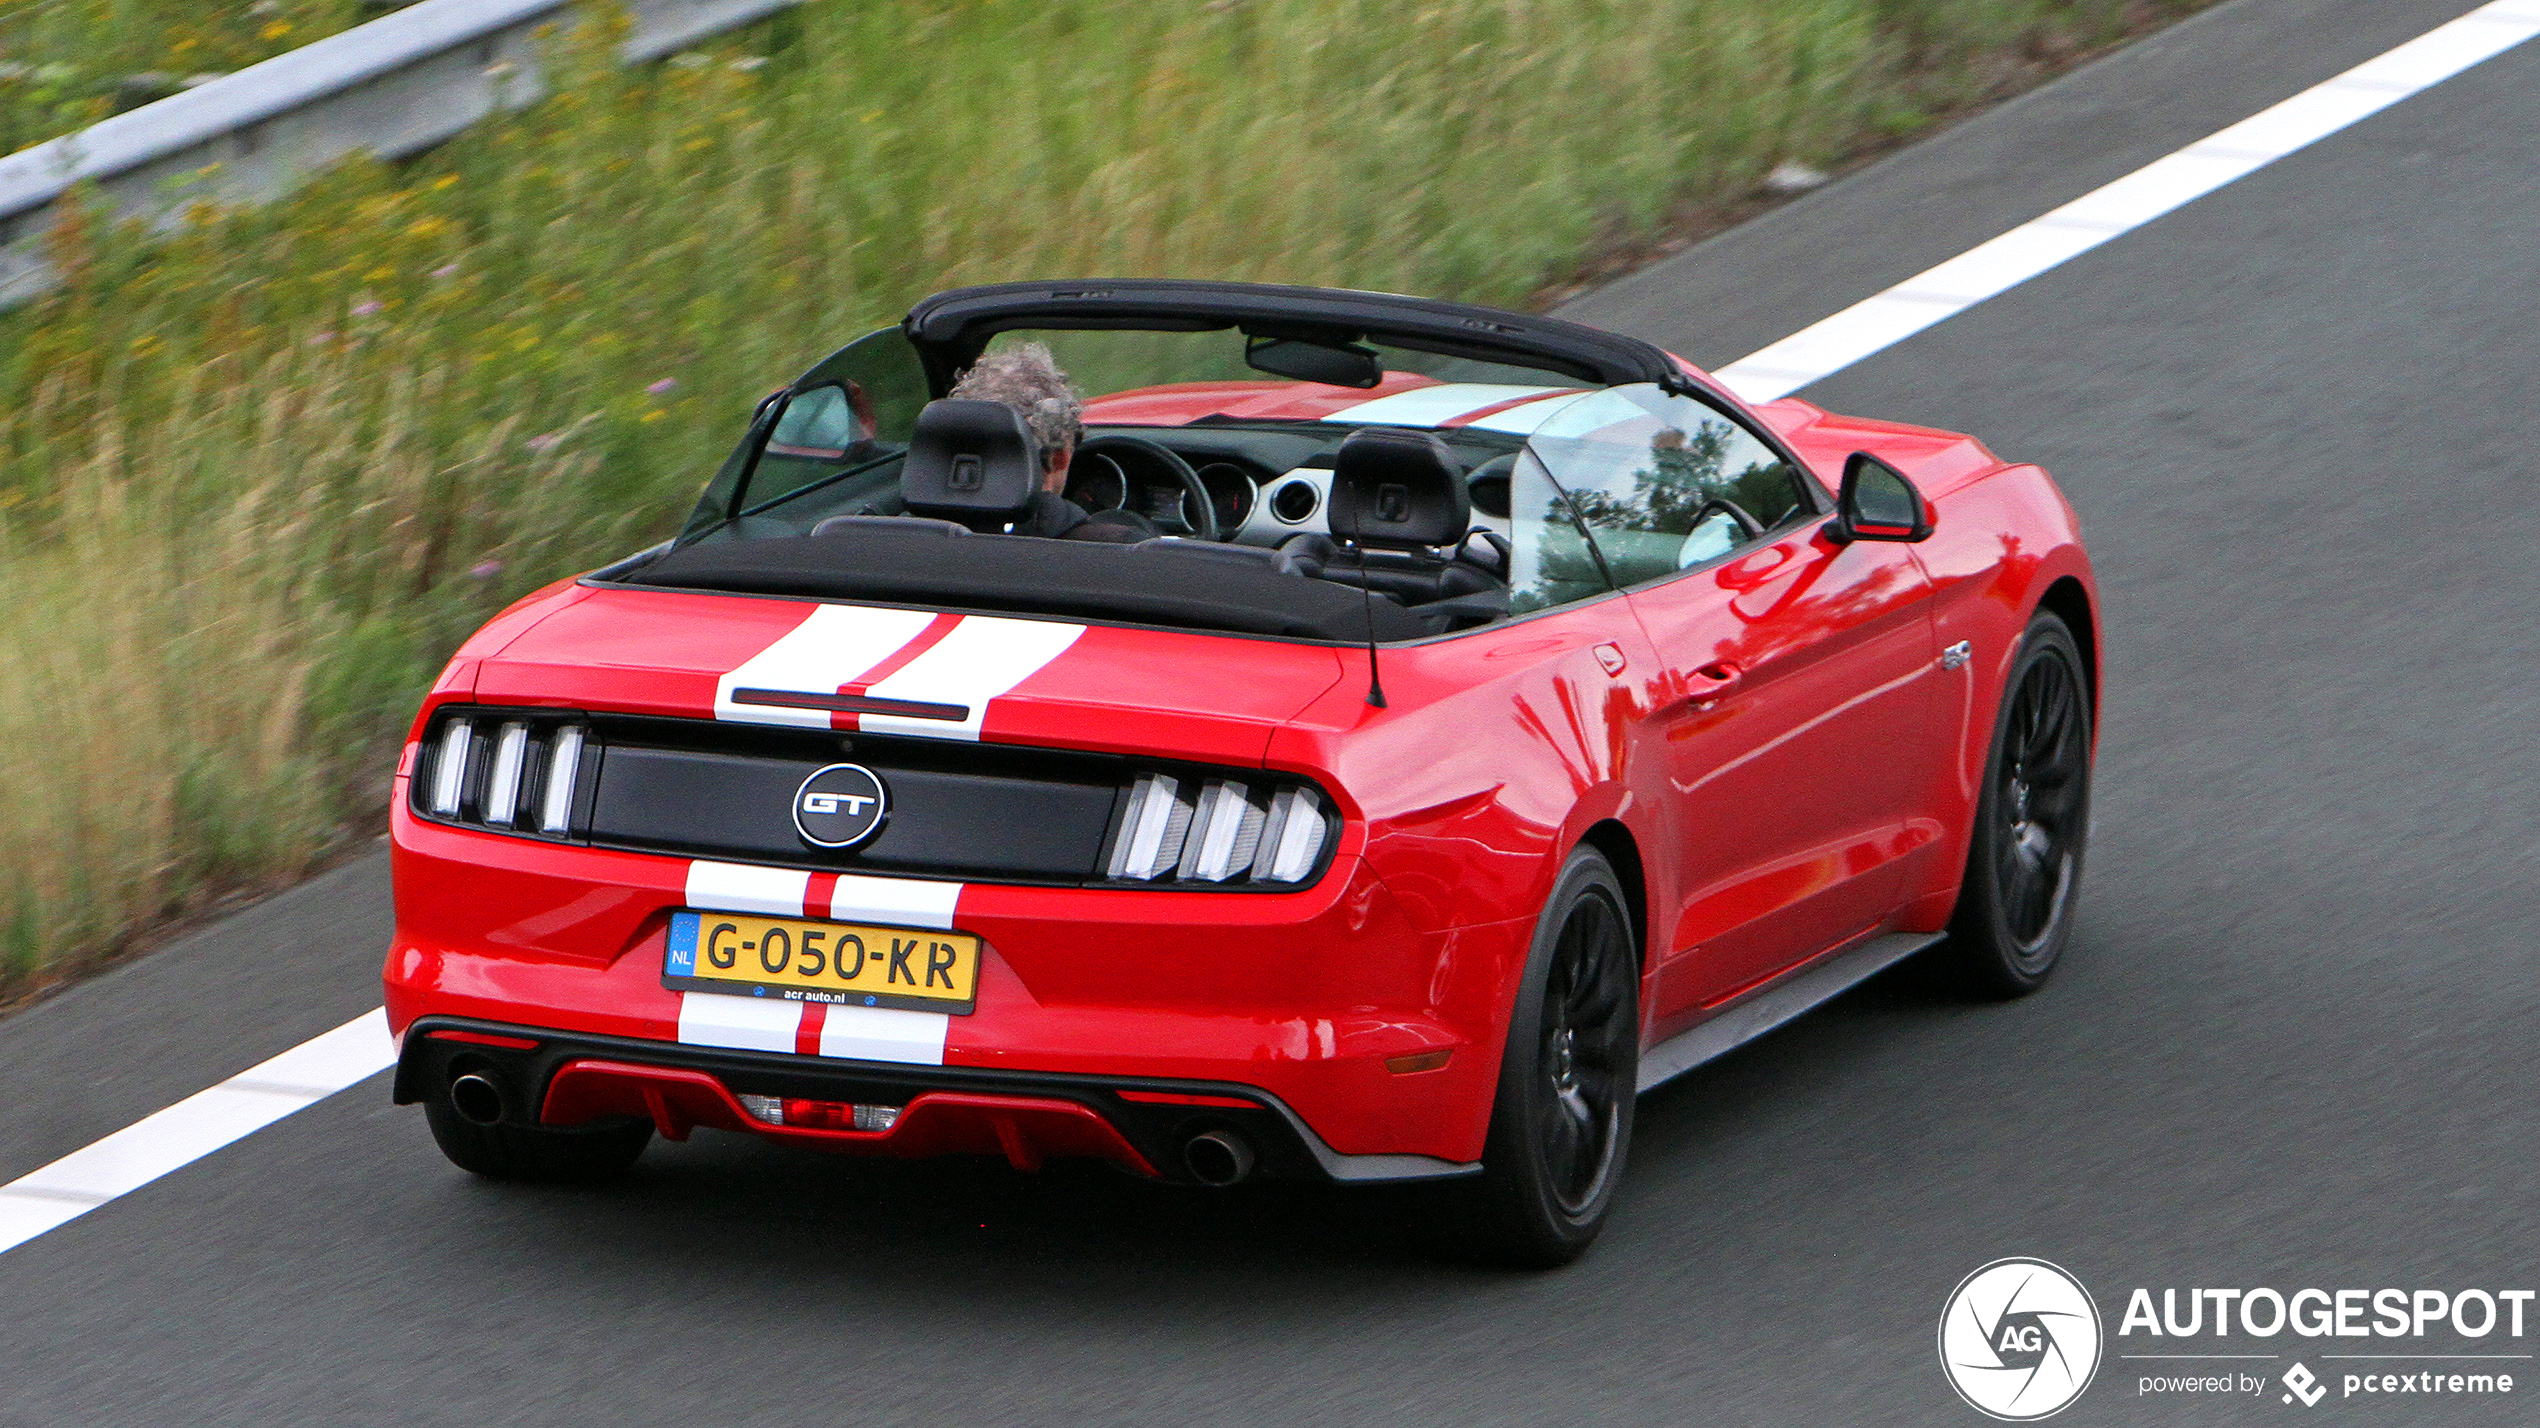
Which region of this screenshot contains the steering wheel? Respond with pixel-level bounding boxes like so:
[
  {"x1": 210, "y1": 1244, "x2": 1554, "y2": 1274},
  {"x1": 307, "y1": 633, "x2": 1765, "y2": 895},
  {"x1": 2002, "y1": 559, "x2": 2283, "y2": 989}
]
[{"x1": 1074, "y1": 435, "x2": 1219, "y2": 541}]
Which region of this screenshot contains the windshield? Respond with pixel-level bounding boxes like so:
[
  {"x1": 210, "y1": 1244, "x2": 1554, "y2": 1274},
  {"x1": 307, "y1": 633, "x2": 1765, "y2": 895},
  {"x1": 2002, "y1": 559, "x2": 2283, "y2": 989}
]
[
  {"x1": 978, "y1": 328, "x2": 1591, "y2": 416},
  {"x1": 650, "y1": 321, "x2": 1623, "y2": 643}
]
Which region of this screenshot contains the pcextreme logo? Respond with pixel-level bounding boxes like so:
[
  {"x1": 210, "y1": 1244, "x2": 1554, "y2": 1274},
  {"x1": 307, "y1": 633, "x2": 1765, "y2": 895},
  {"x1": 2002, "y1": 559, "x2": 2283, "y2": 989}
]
[{"x1": 1940, "y1": 1259, "x2": 2104, "y2": 1420}]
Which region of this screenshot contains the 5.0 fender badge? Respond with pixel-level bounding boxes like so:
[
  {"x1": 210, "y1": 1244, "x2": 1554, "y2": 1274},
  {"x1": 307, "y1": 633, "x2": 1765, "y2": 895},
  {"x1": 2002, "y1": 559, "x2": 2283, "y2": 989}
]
[{"x1": 793, "y1": 763, "x2": 889, "y2": 848}]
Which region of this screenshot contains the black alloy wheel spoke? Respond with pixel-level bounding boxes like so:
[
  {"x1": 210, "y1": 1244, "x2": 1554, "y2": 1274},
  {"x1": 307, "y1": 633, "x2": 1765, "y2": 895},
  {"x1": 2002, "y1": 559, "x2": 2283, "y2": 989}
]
[
  {"x1": 1993, "y1": 646, "x2": 2085, "y2": 949},
  {"x1": 1535, "y1": 890, "x2": 1630, "y2": 1210}
]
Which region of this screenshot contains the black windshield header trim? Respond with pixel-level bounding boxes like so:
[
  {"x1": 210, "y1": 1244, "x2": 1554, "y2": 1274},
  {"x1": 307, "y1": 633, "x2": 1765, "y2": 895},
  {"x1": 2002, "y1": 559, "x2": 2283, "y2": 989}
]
[{"x1": 900, "y1": 280, "x2": 1693, "y2": 394}]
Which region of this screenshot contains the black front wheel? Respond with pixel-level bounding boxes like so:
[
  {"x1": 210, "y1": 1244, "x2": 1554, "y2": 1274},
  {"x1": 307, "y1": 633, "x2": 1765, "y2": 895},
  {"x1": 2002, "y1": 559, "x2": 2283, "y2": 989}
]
[
  {"x1": 1449, "y1": 847, "x2": 1640, "y2": 1268},
  {"x1": 1936, "y1": 610, "x2": 2093, "y2": 997}
]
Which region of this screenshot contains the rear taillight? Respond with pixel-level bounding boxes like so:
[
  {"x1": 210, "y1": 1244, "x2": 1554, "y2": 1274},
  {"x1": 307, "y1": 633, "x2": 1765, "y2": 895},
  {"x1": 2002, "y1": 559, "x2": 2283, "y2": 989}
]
[
  {"x1": 1105, "y1": 772, "x2": 1333, "y2": 887},
  {"x1": 415, "y1": 708, "x2": 590, "y2": 836}
]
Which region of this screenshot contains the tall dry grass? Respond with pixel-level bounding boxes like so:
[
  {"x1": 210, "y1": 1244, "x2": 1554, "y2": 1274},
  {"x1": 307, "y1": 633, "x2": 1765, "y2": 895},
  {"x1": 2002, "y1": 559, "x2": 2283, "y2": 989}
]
[{"x1": 0, "y1": 0, "x2": 2199, "y2": 988}]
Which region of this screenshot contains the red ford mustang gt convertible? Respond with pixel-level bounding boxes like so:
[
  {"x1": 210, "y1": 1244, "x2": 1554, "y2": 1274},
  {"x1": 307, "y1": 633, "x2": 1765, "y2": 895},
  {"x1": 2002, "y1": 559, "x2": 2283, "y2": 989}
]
[{"x1": 386, "y1": 280, "x2": 2096, "y2": 1264}]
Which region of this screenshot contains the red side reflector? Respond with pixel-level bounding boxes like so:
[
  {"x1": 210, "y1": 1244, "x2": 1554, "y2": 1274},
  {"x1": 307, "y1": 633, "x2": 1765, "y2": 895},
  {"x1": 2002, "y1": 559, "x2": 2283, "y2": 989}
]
[
  {"x1": 1385, "y1": 1049, "x2": 1453, "y2": 1074},
  {"x1": 1117, "y1": 1090, "x2": 1257, "y2": 1109},
  {"x1": 428, "y1": 1030, "x2": 541, "y2": 1050}
]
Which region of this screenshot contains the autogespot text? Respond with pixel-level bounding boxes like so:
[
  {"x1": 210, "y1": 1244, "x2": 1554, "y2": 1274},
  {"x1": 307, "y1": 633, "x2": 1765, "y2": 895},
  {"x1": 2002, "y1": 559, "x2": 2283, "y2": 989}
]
[{"x1": 2123, "y1": 1286, "x2": 2527, "y2": 1404}]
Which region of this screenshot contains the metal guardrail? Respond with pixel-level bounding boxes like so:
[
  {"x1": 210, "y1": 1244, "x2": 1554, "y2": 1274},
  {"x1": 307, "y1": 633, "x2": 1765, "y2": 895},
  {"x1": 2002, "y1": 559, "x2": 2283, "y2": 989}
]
[{"x1": 0, "y1": 0, "x2": 797, "y2": 308}]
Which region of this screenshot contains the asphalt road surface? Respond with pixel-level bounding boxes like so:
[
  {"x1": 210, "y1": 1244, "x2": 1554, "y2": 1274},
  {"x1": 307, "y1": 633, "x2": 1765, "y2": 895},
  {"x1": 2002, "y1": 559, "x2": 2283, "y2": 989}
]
[{"x1": 5, "y1": 0, "x2": 2535, "y2": 1421}]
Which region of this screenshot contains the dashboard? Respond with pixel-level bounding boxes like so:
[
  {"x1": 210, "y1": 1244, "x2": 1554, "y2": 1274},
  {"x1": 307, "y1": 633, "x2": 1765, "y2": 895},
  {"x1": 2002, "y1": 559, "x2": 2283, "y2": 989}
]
[{"x1": 1066, "y1": 424, "x2": 1519, "y2": 545}]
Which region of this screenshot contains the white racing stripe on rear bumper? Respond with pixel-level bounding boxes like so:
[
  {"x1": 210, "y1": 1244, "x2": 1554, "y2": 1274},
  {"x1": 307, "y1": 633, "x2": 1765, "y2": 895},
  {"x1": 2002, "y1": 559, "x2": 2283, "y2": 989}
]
[
  {"x1": 674, "y1": 862, "x2": 962, "y2": 1065},
  {"x1": 713, "y1": 603, "x2": 936, "y2": 728},
  {"x1": 674, "y1": 993, "x2": 802, "y2": 1054},
  {"x1": 827, "y1": 873, "x2": 963, "y2": 929},
  {"x1": 819, "y1": 1006, "x2": 950, "y2": 1064},
  {"x1": 857, "y1": 616, "x2": 1084, "y2": 741},
  {"x1": 683, "y1": 861, "x2": 812, "y2": 917}
]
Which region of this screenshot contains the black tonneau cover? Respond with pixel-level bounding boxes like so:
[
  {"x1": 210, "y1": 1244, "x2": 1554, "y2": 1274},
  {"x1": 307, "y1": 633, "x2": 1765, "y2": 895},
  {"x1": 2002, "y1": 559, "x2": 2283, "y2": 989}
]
[{"x1": 623, "y1": 527, "x2": 1430, "y2": 643}]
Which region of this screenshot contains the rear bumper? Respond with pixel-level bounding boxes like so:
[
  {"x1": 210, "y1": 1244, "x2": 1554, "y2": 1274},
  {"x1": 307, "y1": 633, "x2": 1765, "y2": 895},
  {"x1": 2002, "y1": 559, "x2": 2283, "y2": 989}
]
[
  {"x1": 396, "y1": 1016, "x2": 1478, "y2": 1185},
  {"x1": 388, "y1": 798, "x2": 1534, "y2": 1165}
]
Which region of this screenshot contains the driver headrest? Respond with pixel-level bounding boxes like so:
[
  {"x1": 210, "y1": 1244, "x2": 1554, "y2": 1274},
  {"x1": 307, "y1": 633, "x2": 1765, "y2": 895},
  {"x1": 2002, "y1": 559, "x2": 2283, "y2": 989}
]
[
  {"x1": 901, "y1": 399, "x2": 1042, "y2": 530},
  {"x1": 1328, "y1": 426, "x2": 1469, "y2": 548}
]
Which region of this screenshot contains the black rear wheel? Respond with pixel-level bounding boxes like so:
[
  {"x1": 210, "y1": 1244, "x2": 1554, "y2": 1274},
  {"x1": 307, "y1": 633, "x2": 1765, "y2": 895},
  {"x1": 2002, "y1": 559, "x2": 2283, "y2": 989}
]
[
  {"x1": 1936, "y1": 610, "x2": 2093, "y2": 996},
  {"x1": 1449, "y1": 847, "x2": 1640, "y2": 1267}
]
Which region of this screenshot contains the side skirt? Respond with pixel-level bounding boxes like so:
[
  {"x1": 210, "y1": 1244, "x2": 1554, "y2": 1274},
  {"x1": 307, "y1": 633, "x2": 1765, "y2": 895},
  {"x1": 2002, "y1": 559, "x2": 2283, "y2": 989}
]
[{"x1": 1635, "y1": 931, "x2": 1944, "y2": 1092}]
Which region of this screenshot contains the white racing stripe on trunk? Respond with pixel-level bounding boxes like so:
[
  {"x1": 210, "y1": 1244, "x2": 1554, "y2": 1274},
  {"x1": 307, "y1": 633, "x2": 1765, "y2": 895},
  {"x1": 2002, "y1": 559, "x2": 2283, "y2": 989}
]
[
  {"x1": 818, "y1": 1005, "x2": 949, "y2": 1065},
  {"x1": 1320, "y1": 383, "x2": 1566, "y2": 428},
  {"x1": 827, "y1": 874, "x2": 964, "y2": 930},
  {"x1": 713, "y1": 603, "x2": 937, "y2": 728},
  {"x1": 858, "y1": 616, "x2": 1084, "y2": 741},
  {"x1": 0, "y1": 1010, "x2": 392, "y2": 1255},
  {"x1": 1712, "y1": 0, "x2": 2540, "y2": 402}
]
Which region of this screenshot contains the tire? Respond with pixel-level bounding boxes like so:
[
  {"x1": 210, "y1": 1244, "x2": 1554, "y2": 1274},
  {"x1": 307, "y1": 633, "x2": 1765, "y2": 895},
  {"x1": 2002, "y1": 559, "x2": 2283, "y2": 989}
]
[
  {"x1": 424, "y1": 1092, "x2": 652, "y2": 1184},
  {"x1": 1935, "y1": 610, "x2": 2093, "y2": 998},
  {"x1": 1448, "y1": 846, "x2": 1641, "y2": 1268}
]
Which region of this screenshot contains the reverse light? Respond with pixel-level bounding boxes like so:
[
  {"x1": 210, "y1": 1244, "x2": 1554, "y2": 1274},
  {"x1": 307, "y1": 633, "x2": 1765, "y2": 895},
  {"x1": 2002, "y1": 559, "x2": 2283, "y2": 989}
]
[{"x1": 1106, "y1": 771, "x2": 1332, "y2": 887}]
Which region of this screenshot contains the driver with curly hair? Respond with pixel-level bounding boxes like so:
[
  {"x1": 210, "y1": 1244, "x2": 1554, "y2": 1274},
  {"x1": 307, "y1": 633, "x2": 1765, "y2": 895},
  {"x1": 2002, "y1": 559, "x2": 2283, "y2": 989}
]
[{"x1": 947, "y1": 343, "x2": 1153, "y2": 542}]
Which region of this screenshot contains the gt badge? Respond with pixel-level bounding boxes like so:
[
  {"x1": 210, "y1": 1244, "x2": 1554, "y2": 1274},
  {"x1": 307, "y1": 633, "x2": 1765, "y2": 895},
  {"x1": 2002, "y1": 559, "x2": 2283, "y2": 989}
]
[{"x1": 792, "y1": 763, "x2": 889, "y2": 848}]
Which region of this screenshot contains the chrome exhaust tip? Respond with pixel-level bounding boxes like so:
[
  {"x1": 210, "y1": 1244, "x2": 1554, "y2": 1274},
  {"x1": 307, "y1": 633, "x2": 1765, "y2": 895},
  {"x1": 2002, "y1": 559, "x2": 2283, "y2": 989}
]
[
  {"x1": 449, "y1": 1073, "x2": 506, "y2": 1127},
  {"x1": 1183, "y1": 1129, "x2": 1255, "y2": 1187}
]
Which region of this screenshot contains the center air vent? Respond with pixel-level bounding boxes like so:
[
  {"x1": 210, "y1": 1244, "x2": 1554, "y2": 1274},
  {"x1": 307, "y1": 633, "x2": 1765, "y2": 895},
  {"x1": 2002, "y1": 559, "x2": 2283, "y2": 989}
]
[{"x1": 1269, "y1": 479, "x2": 1319, "y2": 523}]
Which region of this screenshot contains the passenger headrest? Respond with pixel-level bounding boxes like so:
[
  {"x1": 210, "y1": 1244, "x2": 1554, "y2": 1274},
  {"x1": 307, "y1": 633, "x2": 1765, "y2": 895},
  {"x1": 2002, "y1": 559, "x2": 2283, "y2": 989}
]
[
  {"x1": 1328, "y1": 426, "x2": 1469, "y2": 548},
  {"x1": 901, "y1": 399, "x2": 1041, "y2": 529}
]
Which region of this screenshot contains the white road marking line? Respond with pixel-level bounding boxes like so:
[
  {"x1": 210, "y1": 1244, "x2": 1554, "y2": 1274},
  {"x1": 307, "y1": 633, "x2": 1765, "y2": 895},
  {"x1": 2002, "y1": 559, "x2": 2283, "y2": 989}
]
[
  {"x1": 8, "y1": 1, "x2": 2535, "y2": 1261},
  {"x1": 1712, "y1": 0, "x2": 2540, "y2": 403},
  {"x1": 713, "y1": 603, "x2": 937, "y2": 729},
  {"x1": 0, "y1": 1009, "x2": 392, "y2": 1255}
]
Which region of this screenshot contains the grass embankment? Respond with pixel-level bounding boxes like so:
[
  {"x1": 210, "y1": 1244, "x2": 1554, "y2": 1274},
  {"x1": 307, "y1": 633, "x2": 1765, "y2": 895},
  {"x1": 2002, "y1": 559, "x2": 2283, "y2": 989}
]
[
  {"x1": 0, "y1": 0, "x2": 2203, "y2": 993},
  {"x1": 1, "y1": 2, "x2": 381, "y2": 154}
]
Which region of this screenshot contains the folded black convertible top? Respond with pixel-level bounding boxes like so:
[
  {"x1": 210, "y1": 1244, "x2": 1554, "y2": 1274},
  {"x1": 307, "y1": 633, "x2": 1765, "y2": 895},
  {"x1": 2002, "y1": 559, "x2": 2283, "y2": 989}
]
[{"x1": 622, "y1": 527, "x2": 1430, "y2": 643}]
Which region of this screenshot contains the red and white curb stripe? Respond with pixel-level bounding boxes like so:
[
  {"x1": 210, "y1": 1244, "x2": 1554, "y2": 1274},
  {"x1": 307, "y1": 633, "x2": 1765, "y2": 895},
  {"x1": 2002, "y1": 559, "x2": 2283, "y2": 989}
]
[{"x1": 4, "y1": 0, "x2": 2536, "y2": 1260}]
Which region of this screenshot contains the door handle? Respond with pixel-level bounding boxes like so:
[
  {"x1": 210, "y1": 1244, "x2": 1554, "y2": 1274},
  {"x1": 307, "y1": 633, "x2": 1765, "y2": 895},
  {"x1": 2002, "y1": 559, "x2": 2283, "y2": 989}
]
[{"x1": 1675, "y1": 661, "x2": 1744, "y2": 710}]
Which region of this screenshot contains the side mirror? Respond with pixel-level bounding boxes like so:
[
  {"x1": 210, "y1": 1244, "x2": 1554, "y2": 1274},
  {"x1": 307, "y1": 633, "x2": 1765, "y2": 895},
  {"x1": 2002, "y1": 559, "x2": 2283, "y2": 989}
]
[{"x1": 1829, "y1": 452, "x2": 1933, "y2": 543}]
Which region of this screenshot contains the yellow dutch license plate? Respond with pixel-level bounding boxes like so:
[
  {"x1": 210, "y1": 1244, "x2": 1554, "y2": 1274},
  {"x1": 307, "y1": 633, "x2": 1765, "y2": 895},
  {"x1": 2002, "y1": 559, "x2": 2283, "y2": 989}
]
[{"x1": 664, "y1": 909, "x2": 978, "y2": 1014}]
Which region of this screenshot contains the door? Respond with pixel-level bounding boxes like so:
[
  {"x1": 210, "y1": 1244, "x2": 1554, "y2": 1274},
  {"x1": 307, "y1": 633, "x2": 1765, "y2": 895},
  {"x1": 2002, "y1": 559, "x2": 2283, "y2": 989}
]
[{"x1": 1519, "y1": 386, "x2": 1942, "y2": 1029}]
